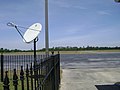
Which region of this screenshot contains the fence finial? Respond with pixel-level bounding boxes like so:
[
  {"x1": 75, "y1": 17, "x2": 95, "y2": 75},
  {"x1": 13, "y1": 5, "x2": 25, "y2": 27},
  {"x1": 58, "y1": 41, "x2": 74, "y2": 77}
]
[
  {"x1": 3, "y1": 71, "x2": 10, "y2": 90},
  {"x1": 13, "y1": 69, "x2": 18, "y2": 90},
  {"x1": 20, "y1": 66, "x2": 24, "y2": 90},
  {"x1": 58, "y1": 51, "x2": 60, "y2": 54},
  {"x1": 51, "y1": 51, "x2": 54, "y2": 55},
  {"x1": 26, "y1": 64, "x2": 29, "y2": 90},
  {"x1": 20, "y1": 66, "x2": 24, "y2": 80}
]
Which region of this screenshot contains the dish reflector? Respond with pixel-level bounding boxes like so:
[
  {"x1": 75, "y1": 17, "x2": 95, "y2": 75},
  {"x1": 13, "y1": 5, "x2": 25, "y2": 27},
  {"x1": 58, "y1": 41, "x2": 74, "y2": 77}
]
[{"x1": 23, "y1": 23, "x2": 42, "y2": 43}]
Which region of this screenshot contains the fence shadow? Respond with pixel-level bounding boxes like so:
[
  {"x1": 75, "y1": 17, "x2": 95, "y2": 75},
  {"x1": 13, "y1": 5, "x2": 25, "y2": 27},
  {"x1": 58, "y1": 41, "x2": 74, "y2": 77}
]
[{"x1": 95, "y1": 83, "x2": 120, "y2": 90}]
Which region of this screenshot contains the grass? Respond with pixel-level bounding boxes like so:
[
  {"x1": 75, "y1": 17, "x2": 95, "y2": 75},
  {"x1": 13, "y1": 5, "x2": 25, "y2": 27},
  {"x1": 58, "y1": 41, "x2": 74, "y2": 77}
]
[
  {"x1": 1, "y1": 51, "x2": 51, "y2": 55},
  {"x1": 0, "y1": 78, "x2": 22, "y2": 90},
  {"x1": 0, "y1": 69, "x2": 62, "y2": 90},
  {"x1": 2, "y1": 50, "x2": 120, "y2": 55},
  {"x1": 0, "y1": 70, "x2": 28, "y2": 90},
  {"x1": 0, "y1": 73, "x2": 43, "y2": 90},
  {"x1": 60, "y1": 69, "x2": 63, "y2": 79},
  {"x1": 0, "y1": 68, "x2": 52, "y2": 90},
  {"x1": 57, "y1": 50, "x2": 120, "y2": 54}
]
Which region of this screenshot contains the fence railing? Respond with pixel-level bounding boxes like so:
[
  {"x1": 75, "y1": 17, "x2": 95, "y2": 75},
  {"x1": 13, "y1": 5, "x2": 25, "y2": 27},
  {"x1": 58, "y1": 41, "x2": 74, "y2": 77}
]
[
  {"x1": 0, "y1": 53, "x2": 48, "y2": 80},
  {"x1": 0, "y1": 53, "x2": 60, "y2": 90}
]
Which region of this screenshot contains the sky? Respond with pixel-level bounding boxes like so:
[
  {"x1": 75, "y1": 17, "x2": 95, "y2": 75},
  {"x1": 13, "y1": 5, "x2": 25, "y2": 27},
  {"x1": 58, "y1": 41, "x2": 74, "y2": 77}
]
[{"x1": 0, "y1": 0, "x2": 120, "y2": 50}]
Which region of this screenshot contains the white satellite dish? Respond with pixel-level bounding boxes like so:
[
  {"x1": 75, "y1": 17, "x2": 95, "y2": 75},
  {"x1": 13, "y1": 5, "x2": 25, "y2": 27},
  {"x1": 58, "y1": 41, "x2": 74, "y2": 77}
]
[
  {"x1": 7, "y1": 22, "x2": 42, "y2": 65},
  {"x1": 23, "y1": 23, "x2": 42, "y2": 43}
]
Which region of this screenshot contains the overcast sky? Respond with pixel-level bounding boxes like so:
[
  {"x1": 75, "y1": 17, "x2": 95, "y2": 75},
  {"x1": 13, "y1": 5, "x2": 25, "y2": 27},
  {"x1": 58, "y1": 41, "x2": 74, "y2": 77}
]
[{"x1": 0, "y1": 0, "x2": 120, "y2": 50}]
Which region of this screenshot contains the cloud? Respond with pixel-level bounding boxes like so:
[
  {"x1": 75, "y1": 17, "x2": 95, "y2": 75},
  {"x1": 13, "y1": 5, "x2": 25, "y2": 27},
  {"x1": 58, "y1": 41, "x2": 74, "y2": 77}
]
[
  {"x1": 50, "y1": 27, "x2": 120, "y2": 47},
  {"x1": 0, "y1": 15, "x2": 4, "y2": 18},
  {"x1": 97, "y1": 11, "x2": 111, "y2": 15},
  {"x1": 65, "y1": 26, "x2": 82, "y2": 35},
  {"x1": 73, "y1": 6, "x2": 87, "y2": 10},
  {"x1": 50, "y1": 0, "x2": 87, "y2": 10},
  {"x1": 50, "y1": 0, "x2": 70, "y2": 8}
]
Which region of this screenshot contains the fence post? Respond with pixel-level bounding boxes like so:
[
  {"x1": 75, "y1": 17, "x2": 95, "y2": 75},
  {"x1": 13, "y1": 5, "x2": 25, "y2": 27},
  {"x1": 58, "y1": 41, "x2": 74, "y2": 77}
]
[
  {"x1": 13, "y1": 69, "x2": 18, "y2": 90},
  {"x1": 1, "y1": 53, "x2": 4, "y2": 82},
  {"x1": 51, "y1": 55, "x2": 56, "y2": 90},
  {"x1": 54, "y1": 55, "x2": 57, "y2": 90},
  {"x1": 58, "y1": 52, "x2": 60, "y2": 85},
  {"x1": 3, "y1": 71, "x2": 10, "y2": 90},
  {"x1": 20, "y1": 66, "x2": 24, "y2": 90}
]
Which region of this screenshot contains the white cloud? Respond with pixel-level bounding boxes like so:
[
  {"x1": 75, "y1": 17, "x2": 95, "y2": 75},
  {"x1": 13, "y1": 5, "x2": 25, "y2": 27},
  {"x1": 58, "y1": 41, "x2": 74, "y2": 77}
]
[
  {"x1": 50, "y1": 0, "x2": 87, "y2": 10},
  {"x1": 97, "y1": 11, "x2": 111, "y2": 15},
  {"x1": 50, "y1": 0, "x2": 70, "y2": 8},
  {"x1": 50, "y1": 27, "x2": 120, "y2": 47},
  {"x1": 65, "y1": 26, "x2": 83, "y2": 35},
  {"x1": 73, "y1": 6, "x2": 87, "y2": 10}
]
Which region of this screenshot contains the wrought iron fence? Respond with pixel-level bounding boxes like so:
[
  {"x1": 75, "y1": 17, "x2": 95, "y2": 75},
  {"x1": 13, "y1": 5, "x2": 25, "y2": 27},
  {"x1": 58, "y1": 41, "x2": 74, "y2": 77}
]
[
  {"x1": 0, "y1": 53, "x2": 60, "y2": 90},
  {"x1": 0, "y1": 53, "x2": 47, "y2": 80}
]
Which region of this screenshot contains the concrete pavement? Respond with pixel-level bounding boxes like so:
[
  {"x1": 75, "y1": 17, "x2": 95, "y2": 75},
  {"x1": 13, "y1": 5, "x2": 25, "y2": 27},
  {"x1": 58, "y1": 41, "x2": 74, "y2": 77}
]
[{"x1": 60, "y1": 68, "x2": 120, "y2": 90}]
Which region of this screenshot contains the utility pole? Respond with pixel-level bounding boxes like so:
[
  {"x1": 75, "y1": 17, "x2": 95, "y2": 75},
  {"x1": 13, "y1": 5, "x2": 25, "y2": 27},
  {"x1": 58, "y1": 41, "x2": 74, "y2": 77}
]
[{"x1": 45, "y1": 0, "x2": 49, "y2": 55}]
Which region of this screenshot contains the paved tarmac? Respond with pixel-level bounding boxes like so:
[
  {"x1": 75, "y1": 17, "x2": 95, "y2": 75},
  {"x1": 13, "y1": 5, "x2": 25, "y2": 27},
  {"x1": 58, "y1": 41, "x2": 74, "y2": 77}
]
[
  {"x1": 60, "y1": 53, "x2": 120, "y2": 90},
  {"x1": 60, "y1": 68, "x2": 120, "y2": 90}
]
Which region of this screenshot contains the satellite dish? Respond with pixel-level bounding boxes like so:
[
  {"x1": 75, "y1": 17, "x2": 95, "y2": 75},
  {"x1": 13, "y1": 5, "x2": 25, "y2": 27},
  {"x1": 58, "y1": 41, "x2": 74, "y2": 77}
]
[
  {"x1": 7, "y1": 22, "x2": 42, "y2": 65},
  {"x1": 23, "y1": 23, "x2": 42, "y2": 43}
]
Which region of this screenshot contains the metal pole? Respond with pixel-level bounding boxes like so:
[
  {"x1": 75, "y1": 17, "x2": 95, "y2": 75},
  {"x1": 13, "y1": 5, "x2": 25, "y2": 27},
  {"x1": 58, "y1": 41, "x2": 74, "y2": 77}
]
[
  {"x1": 34, "y1": 39, "x2": 37, "y2": 90},
  {"x1": 1, "y1": 52, "x2": 4, "y2": 82},
  {"x1": 45, "y1": 0, "x2": 49, "y2": 55},
  {"x1": 34, "y1": 39, "x2": 37, "y2": 66}
]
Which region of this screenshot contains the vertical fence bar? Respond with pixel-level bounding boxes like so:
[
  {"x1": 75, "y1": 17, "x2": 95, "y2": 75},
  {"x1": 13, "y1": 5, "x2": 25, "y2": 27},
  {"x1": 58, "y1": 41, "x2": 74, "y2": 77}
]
[
  {"x1": 26, "y1": 64, "x2": 29, "y2": 90},
  {"x1": 13, "y1": 69, "x2": 18, "y2": 90},
  {"x1": 30, "y1": 63, "x2": 33, "y2": 90},
  {"x1": 34, "y1": 66, "x2": 37, "y2": 90},
  {"x1": 20, "y1": 66, "x2": 24, "y2": 90},
  {"x1": 24, "y1": 55, "x2": 26, "y2": 70},
  {"x1": 3, "y1": 71, "x2": 9, "y2": 90},
  {"x1": 16, "y1": 55, "x2": 18, "y2": 72},
  {"x1": 54, "y1": 55, "x2": 57, "y2": 90},
  {"x1": 1, "y1": 53, "x2": 4, "y2": 82},
  {"x1": 9, "y1": 55, "x2": 11, "y2": 77},
  {"x1": 14, "y1": 55, "x2": 17, "y2": 72},
  {"x1": 52, "y1": 55, "x2": 55, "y2": 90},
  {"x1": 40, "y1": 58, "x2": 43, "y2": 90},
  {"x1": 7, "y1": 56, "x2": 9, "y2": 78},
  {"x1": 58, "y1": 53, "x2": 60, "y2": 86}
]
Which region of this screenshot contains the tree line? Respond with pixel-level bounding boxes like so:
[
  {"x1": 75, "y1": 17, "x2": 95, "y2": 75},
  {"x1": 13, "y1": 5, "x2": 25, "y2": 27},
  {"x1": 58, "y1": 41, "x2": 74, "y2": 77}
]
[
  {"x1": 0, "y1": 46, "x2": 120, "y2": 53},
  {"x1": 41, "y1": 46, "x2": 120, "y2": 51}
]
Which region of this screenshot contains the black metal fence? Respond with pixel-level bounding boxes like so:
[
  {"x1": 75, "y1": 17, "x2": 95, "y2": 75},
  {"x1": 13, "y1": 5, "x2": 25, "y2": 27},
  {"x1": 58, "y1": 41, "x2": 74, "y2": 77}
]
[
  {"x1": 0, "y1": 53, "x2": 45, "y2": 80},
  {"x1": 0, "y1": 53, "x2": 60, "y2": 90}
]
